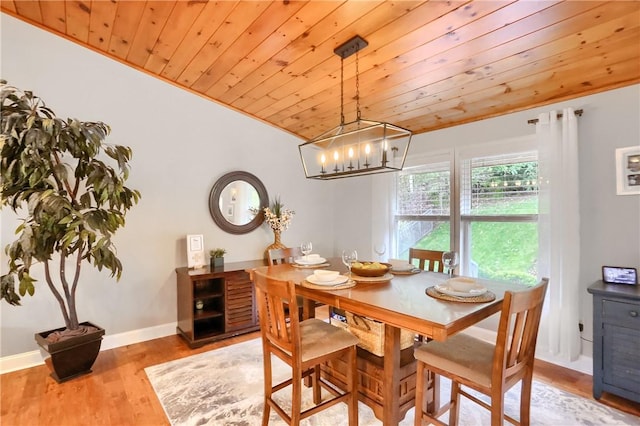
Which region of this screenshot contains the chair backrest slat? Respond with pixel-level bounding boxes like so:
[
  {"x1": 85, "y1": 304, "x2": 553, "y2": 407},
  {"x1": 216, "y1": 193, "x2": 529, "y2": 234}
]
[
  {"x1": 494, "y1": 278, "x2": 549, "y2": 383},
  {"x1": 267, "y1": 247, "x2": 303, "y2": 265},
  {"x1": 254, "y1": 270, "x2": 301, "y2": 356},
  {"x1": 409, "y1": 248, "x2": 445, "y2": 272}
]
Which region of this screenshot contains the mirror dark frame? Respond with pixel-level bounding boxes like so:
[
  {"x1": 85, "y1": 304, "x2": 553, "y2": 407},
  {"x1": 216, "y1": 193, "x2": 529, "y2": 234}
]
[{"x1": 209, "y1": 171, "x2": 268, "y2": 235}]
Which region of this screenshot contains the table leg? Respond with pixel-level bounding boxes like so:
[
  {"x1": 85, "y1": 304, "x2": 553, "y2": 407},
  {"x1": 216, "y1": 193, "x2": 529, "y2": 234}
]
[{"x1": 383, "y1": 324, "x2": 401, "y2": 426}]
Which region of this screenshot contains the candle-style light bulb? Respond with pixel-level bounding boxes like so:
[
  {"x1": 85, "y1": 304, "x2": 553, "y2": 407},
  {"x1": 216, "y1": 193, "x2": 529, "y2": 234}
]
[
  {"x1": 382, "y1": 139, "x2": 388, "y2": 165},
  {"x1": 320, "y1": 153, "x2": 326, "y2": 174},
  {"x1": 364, "y1": 144, "x2": 371, "y2": 168},
  {"x1": 333, "y1": 150, "x2": 339, "y2": 173},
  {"x1": 348, "y1": 147, "x2": 354, "y2": 170}
]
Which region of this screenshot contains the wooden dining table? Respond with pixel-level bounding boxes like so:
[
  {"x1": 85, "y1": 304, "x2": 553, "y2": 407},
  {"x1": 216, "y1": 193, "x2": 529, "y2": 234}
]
[{"x1": 250, "y1": 258, "x2": 527, "y2": 426}]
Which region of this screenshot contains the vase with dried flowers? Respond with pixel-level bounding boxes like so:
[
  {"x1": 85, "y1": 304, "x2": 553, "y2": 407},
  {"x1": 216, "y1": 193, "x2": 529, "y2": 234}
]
[{"x1": 259, "y1": 196, "x2": 295, "y2": 258}]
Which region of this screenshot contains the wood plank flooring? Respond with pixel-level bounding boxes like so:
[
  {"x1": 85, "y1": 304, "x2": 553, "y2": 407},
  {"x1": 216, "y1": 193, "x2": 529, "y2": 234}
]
[{"x1": 2, "y1": 330, "x2": 639, "y2": 425}]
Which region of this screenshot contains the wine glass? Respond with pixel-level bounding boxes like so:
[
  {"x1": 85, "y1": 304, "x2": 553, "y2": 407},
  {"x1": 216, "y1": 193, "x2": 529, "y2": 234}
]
[
  {"x1": 373, "y1": 243, "x2": 386, "y2": 261},
  {"x1": 301, "y1": 242, "x2": 312, "y2": 260},
  {"x1": 442, "y1": 251, "x2": 459, "y2": 278},
  {"x1": 342, "y1": 249, "x2": 358, "y2": 278}
]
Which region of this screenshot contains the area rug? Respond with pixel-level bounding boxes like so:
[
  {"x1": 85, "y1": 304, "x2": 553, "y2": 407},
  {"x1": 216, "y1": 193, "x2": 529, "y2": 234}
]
[{"x1": 145, "y1": 338, "x2": 639, "y2": 426}]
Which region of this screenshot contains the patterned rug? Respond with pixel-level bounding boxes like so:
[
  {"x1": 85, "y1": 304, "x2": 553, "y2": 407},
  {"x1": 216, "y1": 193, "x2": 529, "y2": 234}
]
[{"x1": 145, "y1": 338, "x2": 639, "y2": 426}]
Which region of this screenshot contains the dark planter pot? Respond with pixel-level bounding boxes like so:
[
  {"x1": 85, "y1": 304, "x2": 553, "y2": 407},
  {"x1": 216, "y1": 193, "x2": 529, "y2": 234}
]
[
  {"x1": 211, "y1": 257, "x2": 224, "y2": 269},
  {"x1": 35, "y1": 321, "x2": 105, "y2": 383}
]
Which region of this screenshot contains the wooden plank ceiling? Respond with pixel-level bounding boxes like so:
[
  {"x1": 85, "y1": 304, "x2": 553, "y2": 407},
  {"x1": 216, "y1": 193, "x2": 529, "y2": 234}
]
[{"x1": 2, "y1": 1, "x2": 639, "y2": 141}]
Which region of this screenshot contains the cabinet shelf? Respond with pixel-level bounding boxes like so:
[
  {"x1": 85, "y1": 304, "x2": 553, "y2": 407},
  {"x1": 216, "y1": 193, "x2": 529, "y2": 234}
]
[
  {"x1": 176, "y1": 260, "x2": 265, "y2": 348},
  {"x1": 194, "y1": 310, "x2": 223, "y2": 321},
  {"x1": 196, "y1": 291, "x2": 224, "y2": 300}
]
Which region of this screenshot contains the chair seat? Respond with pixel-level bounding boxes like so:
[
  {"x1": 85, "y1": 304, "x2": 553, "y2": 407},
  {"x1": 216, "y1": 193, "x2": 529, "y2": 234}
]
[
  {"x1": 414, "y1": 333, "x2": 494, "y2": 389},
  {"x1": 299, "y1": 319, "x2": 359, "y2": 362}
]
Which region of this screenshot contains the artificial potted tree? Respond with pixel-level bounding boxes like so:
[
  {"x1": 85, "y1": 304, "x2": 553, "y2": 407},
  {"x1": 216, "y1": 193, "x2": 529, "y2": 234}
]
[{"x1": 0, "y1": 81, "x2": 141, "y2": 382}]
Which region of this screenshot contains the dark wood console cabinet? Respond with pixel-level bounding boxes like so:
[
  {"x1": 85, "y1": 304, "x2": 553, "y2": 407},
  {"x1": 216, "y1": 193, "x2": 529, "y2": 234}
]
[
  {"x1": 588, "y1": 280, "x2": 640, "y2": 403},
  {"x1": 176, "y1": 260, "x2": 265, "y2": 348}
]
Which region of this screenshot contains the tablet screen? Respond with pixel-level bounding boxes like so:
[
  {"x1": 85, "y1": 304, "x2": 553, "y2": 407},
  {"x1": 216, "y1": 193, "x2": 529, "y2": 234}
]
[{"x1": 602, "y1": 266, "x2": 638, "y2": 285}]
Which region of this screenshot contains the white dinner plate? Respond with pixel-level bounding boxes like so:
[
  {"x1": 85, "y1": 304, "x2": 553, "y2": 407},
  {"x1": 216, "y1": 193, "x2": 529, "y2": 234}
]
[
  {"x1": 306, "y1": 274, "x2": 349, "y2": 286},
  {"x1": 295, "y1": 257, "x2": 327, "y2": 265},
  {"x1": 390, "y1": 264, "x2": 414, "y2": 272},
  {"x1": 435, "y1": 284, "x2": 487, "y2": 298}
]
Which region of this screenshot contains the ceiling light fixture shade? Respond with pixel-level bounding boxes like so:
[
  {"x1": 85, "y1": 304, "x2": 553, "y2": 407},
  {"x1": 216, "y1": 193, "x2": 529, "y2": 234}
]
[{"x1": 299, "y1": 36, "x2": 412, "y2": 180}]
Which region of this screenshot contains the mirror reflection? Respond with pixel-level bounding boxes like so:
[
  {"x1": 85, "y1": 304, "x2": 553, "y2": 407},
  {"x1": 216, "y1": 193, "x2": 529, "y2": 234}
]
[{"x1": 218, "y1": 180, "x2": 260, "y2": 226}]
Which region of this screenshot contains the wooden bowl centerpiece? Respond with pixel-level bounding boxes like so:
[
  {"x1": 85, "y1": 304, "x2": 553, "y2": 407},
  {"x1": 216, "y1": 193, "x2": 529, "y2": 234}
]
[{"x1": 350, "y1": 261, "x2": 391, "y2": 277}]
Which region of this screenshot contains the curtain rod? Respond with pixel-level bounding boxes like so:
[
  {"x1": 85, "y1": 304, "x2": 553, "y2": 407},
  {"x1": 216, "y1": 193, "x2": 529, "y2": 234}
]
[{"x1": 527, "y1": 109, "x2": 583, "y2": 124}]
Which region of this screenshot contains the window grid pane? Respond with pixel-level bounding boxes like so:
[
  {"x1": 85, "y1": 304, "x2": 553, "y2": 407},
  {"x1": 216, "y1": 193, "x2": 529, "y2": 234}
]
[
  {"x1": 466, "y1": 220, "x2": 539, "y2": 286},
  {"x1": 397, "y1": 163, "x2": 450, "y2": 216},
  {"x1": 461, "y1": 152, "x2": 539, "y2": 216},
  {"x1": 396, "y1": 219, "x2": 450, "y2": 258},
  {"x1": 395, "y1": 161, "x2": 451, "y2": 258}
]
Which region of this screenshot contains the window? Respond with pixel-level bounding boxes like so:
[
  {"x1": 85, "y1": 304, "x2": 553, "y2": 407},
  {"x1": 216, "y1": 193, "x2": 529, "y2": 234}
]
[
  {"x1": 459, "y1": 151, "x2": 539, "y2": 285},
  {"x1": 393, "y1": 139, "x2": 539, "y2": 285},
  {"x1": 394, "y1": 159, "x2": 451, "y2": 258}
]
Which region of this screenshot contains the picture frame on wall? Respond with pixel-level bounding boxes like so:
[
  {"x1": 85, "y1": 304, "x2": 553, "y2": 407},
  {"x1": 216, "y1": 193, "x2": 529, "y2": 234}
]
[{"x1": 615, "y1": 146, "x2": 640, "y2": 196}]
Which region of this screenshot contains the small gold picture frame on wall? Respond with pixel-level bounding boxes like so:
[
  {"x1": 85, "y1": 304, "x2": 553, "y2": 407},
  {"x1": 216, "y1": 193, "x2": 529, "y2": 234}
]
[{"x1": 615, "y1": 146, "x2": 640, "y2": 196}]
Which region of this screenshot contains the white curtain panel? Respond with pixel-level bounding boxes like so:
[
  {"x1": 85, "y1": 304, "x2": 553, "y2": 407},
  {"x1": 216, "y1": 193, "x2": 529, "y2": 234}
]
[{"x1": 536, "y1": 108, "x2": 581, "y2": 361}]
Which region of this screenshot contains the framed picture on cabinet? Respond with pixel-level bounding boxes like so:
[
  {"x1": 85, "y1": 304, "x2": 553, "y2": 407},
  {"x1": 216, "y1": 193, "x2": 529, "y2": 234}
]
[
  {"x1": 186, "y1": 234, "x2": 205, "y2": 268},
  {"x1": 616, "y1": 146, "x2": 640, "y2": 195}
]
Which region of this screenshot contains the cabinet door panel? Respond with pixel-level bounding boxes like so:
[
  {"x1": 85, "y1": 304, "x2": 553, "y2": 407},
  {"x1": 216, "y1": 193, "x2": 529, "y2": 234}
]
[
  {"x1": 225, "y1": 273, "x2": 256, "y2": 331},
  {"x1": 603, "y1": 324, "x2": 640, "y2": 394}
]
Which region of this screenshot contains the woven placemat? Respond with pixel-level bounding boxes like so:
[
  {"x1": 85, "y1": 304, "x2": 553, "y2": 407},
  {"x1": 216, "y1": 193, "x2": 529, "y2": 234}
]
[
  {"x1": 302, "y1": 279, "x2": 356, "y2": 290},
  {"x1": 292, "y1": 262, "x2": 330, "y2": 269},
  {"x1": 351, "y1": 272, "x2": 394, "y2": 282},
  {"x1": 426, "y1": 286, "x2": 496, "y2": 303}
]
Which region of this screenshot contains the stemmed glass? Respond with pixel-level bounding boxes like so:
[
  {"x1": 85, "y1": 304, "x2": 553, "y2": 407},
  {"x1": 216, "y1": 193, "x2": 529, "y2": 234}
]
[
  {"x1": 442, "y1": 251, "x2": 459, "y2": 278},
  {"x1": 301, "y1": 242, "x2": 312, "y2": 260},
  {"x1": 342, "y1": 249, "x2": 358, "y2": 278},
  {"x1": 373, "y1": 243, "x2": 386, "y2": 261}
]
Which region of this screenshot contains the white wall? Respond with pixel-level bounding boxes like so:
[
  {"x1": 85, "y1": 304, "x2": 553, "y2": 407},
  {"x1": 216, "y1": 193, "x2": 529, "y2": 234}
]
[{"x1": 0, "y1": 14, "x2": 336, "y2": 356}]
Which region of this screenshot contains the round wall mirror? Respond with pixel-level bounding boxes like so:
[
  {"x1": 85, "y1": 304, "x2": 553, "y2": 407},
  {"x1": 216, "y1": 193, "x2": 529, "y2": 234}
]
[{"x1": 209, "y1": 171, "x2": 268, "y2": 234}]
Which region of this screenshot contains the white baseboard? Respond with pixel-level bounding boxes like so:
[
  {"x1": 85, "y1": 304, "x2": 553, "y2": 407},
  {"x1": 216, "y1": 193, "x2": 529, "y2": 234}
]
[
  {"x1": 464, "y1": 325, "x2": 593, "y2": 376},
  {"x1": 0, "y1": 322, "x2": 177, "y2": 375}
]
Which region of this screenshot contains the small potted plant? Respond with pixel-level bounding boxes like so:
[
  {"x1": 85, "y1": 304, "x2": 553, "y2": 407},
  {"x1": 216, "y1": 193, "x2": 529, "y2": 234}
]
[{"x1": 209, "y1": 248, "x2": 226, "y2": 269}]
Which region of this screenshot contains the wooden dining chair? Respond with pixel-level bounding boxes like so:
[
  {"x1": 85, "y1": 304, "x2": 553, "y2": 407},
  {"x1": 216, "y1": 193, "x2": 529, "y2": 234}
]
[
  {"x1": 409, "y1": 248, "x2": 446, "y2": 342},
  {"x1": 267, "y1": 247, "x2": 309, "y2": 320},
  {"x1": 267, "y1": 247, "x2": 303, "y2": 265},
  {"x1": 413, "y1": 278, "x2": 549, "y2": 426},
  {"x1": 253, "y1": 269, "x2": 359, "y2": 426},
  {"x1": 409, "y1": 248, "x2": 445, "y2": 273}
]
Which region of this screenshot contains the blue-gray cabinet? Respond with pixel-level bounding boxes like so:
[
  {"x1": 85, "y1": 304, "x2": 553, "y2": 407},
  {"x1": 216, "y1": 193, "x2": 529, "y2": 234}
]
[{"x1": 588, "y1": 281, "x2": 640, "y2": 403}]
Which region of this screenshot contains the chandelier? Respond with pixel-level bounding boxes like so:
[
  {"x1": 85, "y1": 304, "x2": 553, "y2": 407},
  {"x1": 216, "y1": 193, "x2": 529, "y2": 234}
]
[{"x1": 298, "y1": 36, "x2": 412, "y2": 180}]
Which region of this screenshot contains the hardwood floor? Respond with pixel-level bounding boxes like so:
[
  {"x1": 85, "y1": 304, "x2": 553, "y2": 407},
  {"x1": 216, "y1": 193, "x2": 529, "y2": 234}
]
[{"x1": 2, "y1": 330, "x2": 639, "y2": 425}]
